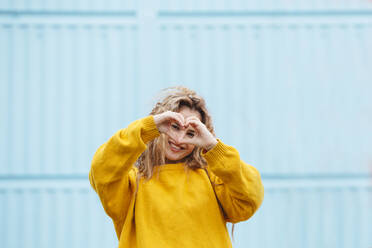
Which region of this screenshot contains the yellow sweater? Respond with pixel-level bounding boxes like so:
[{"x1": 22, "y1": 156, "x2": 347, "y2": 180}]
[{"x1": 89, "y1": 115, "x2": 264, "y2": 248}]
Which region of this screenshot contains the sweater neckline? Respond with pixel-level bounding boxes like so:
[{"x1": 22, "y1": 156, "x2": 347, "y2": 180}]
[{"x1": 153, "y1": 162, "x2": 186, "y2": 171}]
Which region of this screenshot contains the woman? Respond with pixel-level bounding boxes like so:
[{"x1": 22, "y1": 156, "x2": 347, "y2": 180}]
[{"x1": 89, "y1": 86, "x2": 264, "y2": 247}]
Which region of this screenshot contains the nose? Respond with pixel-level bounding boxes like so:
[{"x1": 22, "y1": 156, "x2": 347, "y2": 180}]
[{"x1": 172, "y1": 129, "x2": 188, "y2": 144}]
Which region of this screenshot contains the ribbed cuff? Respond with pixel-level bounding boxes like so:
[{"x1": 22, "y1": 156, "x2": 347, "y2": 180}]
[
  {"x1": 141, "y1": 115, "x2": 161, "y2": 144},
  {"x1": 201, "y1": 138, "x2": 227, "y2": 163}
]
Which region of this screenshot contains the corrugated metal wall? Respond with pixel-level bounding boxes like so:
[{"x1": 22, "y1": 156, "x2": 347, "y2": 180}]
[{"x1": 1, "y1": 1, "x2": 371, "y2": 248}]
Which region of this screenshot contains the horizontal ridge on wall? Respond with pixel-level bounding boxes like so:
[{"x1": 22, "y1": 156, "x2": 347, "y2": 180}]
[
  {"x1": 157, "y1": 1, "x2": 372, "y2": 12},
  {"x1": 1, "y1": 1, "x2": 372, "y2": 16},
  {"x1": 157, "y1": 10, "x2": 372, "y2": 17},
  {"x1": 1, "y1": 10, "x2": 372, "y2": 18},
  {"x1": 0, "y1": 10, "x2": 136, "y2": 17},
  {"x1": 0, "y1": 173, "x2": 371, "y2": 181},
  {"x1": 0, "y1": 1, "x2": 137, "y2": 12}
]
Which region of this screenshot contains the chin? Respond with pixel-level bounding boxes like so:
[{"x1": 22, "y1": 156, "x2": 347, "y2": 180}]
[{"x1": 164, "y1": 150, "x2": 190, "y2": 163}]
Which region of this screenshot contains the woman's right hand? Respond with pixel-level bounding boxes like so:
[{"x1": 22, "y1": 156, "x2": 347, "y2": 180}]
[{"x1": 153, "y1": 111, "x2": 185, "y2": 139}]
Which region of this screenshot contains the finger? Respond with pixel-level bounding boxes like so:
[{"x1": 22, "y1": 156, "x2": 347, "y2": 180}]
[
  {"x1": 185, "y1": 119, "x2": 200, "y2": 131},
  {"x1": 185, "y1": 116, "x2": 200, "y2": 122},
  {"x1": 175, "y1": 112, "x2": 186, "y2": 126},
  {"x1": 169, "y1": 113, "x2": 185, "y2": 128},
  {"x1": 185, "y1": 118, "x2": 199, "y2": 126},
  {"x1": 185, "y1": 117, "x2": 201, "y2": 126}
]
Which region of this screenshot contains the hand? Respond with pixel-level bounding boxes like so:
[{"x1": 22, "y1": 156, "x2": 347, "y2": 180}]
[
  {"x1": 153, "y1": 112, "x2": 217, "y2": 151},
  {"x1": 153, "y1": 111, "x2": 186, "y2": 141},
  {"x1": 181, "y1": 116, "x2": 218, "y2": 151}
]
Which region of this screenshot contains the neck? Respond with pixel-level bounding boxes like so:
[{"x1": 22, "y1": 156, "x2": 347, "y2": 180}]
[{"x1": 164, "y1": 157, "x2": 187, "y2": 164}]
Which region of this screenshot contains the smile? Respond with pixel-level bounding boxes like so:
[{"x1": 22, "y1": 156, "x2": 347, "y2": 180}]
[{"x1": 169, "y1": 141, "x2": 185, "y2": 152}]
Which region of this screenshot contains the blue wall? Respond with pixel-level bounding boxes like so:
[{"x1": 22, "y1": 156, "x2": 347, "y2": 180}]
[{"x1": 1, "y1": 1, "x2": 371, "y2": 247}]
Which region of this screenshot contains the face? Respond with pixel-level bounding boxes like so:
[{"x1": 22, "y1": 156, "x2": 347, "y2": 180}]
[{"x1": 164, "y1": 106, "x2": 202, "y2": 163}]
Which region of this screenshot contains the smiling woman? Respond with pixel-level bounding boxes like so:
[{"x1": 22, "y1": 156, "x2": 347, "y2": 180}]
[
  {"x1": 89, "y1": 86, "x2": 264, "y2": 248},
  {"x1": 136, "y1": 86, "x2": 217, "y2": 177}
]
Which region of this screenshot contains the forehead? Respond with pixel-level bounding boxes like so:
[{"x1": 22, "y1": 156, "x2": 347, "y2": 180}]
[{"x1": 178, "y1": 106, "x2": 202, "y2": 121}]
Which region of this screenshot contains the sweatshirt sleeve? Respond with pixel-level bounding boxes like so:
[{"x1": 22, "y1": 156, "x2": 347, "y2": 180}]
[
  {"x1": 89, "y1": 115, "x2": 160, "y2": 223},
  {"x1": 201, "y1": 139, "x2": 264, "y2": 223}
]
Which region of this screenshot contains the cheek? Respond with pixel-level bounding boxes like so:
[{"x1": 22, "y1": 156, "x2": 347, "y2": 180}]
[{"x1": 185, "y1": 145, "x2": 195, "y2": 154}]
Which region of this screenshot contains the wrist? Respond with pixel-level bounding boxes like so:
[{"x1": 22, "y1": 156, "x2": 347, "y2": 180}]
[{"x1": 204, "y1": 139, "x2": 218, "y2": 152}]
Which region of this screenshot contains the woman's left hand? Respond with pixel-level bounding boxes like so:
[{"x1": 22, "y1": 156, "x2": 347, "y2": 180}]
[{"x1": 181, "y1": 116, "x2": 218, "y2": 151}]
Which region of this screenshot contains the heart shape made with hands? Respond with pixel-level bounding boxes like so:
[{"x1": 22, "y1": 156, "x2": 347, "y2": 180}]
[{"x1": 165, "y1": 120, "x2": 198, "y2": 145}]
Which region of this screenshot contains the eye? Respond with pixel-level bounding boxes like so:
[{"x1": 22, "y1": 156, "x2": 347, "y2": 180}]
[
  {"x1": 187, "y1": 132, "x2": 194, "y2": 137},
  {"x1": 171, "y1": 123, "x2": 180, "y2": 130}
]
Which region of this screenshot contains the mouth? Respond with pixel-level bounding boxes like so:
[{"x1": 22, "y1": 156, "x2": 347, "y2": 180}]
[{"x1": 168, "y1": 141, "x2": 185, "y2": 152}]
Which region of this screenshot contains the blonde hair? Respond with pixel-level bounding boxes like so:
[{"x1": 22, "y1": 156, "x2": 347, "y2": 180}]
[{"x1": 135, "y1": 86, "x2": 215, "y2": 179}]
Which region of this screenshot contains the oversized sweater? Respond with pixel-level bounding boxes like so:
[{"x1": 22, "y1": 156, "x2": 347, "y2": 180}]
[{"x1": 89, "y1": 115, "x2": 264, "y2": 248}]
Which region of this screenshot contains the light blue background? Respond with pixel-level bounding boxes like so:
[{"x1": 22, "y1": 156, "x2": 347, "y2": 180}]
[{"x1": 0, "y1": 1, "x2": 371, "y2": 248}]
